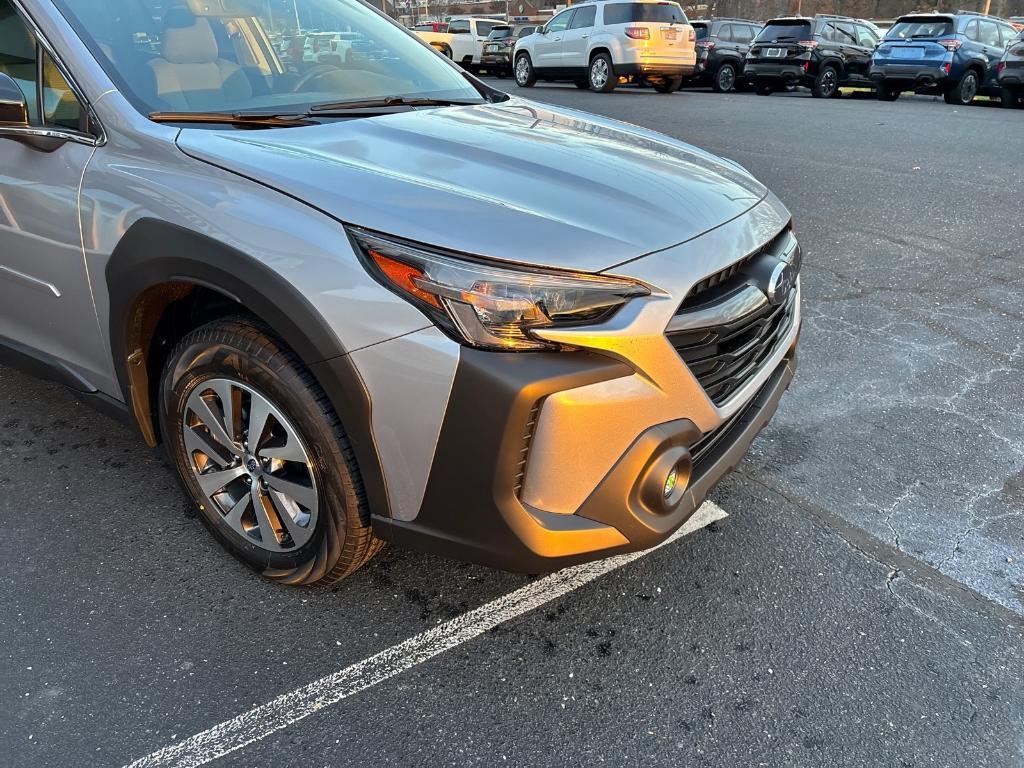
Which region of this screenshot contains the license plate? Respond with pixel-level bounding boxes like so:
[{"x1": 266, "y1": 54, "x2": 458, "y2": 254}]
[
  {"x1": 892, "y1": 47, "x2": 924, "y2": 59},
  {"x1": 766, "y1": 47, "x2": 785, "y2": 57},
  {"x1": 662, "y1": 29, "x2": 677, "y2": 40}
]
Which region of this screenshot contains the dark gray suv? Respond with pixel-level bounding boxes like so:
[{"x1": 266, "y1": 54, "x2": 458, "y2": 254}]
[{"x1": 0, "y1": 0, "x2": 800, "y2": 585}]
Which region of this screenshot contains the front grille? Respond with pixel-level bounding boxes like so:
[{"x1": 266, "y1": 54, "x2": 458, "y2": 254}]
[
  {"x1": 669, "y1": 291, "x2": 796, "y2": 407},
  {"x1": 678, "y1": 226, "x2": 791, "y2": 311}
]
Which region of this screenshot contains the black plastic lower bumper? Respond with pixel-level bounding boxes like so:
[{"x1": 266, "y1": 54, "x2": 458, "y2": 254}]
[
  {"x1": 870, "y1": 64, "x2": 948, "y2": 88},
  {"x1": 617, "y1": 62, "x2": 695, "y2": 78},
  {"x1": 373, "y1": 346, "x2": 798, "y2": 572},
  {"x1": 745, "y1": 62, "x2": 807, "y2": 84}
]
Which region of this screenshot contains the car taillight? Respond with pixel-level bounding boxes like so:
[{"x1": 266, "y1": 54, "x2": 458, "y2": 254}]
[
  {"x1": 802, "y1": 61, "x2": 810, "y2": 71},
  {"x1": 1012, "y1": 44, "x2": 1024, "y2": 55},
  {"x1": 799, "y1": 40, "x2": 818, "y2": 49},
  {"x1": 625, "y1": 27, "x2": 650, "y2": 39},
  {"x1": 938, "y1": 39, "x2": 962, "y2": 51},
  {"x1": 942, "y1": 61, "x2": 952, "y2": 74},
  {"x1": 687, "y1": 28, "x2": 695, "y2": 42},
  {"x1": 696, "y1": 40, "x2": 715, "y2": 50},
  {"x1": 998, "y1": 61, "x2": 1005, "y2": 73}
]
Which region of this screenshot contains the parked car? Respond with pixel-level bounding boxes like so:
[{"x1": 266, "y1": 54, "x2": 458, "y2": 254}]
[
  {"x1": 870, "y1": 11, "x2": 1018, "y2": 104},
  {"x1": 685, "y1": 17, "x2": 762, "y2": 92},
  {"x1": 745, "y1": 14, "x2": 880, "y2": 97},
  {"x1": 999, "y1": 28, "x2": 1024, "y2": 107},
  {"x1": 0, "y1": 0, "x2": 799, "y2": 584},
  {"x1": 413, "y1": 15, "x2": 501, "y2": 68},
  {"x1": 514, "y1": 0, "x2": 696, "y2": 93},
  {"x1": 480, "y1": 23, "x2": 536, "y2": 77}
]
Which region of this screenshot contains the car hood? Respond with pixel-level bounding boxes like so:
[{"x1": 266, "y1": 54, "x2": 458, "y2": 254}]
[{"x1": 177, "y1": 98, "x2": 767, "y2": 272}]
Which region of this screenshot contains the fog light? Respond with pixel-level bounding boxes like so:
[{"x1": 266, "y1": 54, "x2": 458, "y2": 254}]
[{"x1": 664, "y1": 467, "x2": 679, "y2": 498}]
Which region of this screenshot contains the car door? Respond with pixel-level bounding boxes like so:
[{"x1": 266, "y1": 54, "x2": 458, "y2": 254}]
[
  {"x1": 852, "y1": 22, "x2": 879, "y2": 80},
  {"x1": 561, "y1": 4, "x2": 596, "y2": 71},
  {"x1": 0, "y1": 0, "x2": 110, "y2": 391},
  {"x1": 533, "y1": 8, "x2": 574, "y2": 70},
  {"x1": 833, "y1": 21, "x2": 866, "y2": 81},
  {"x1": 447, "y1": 19, "x2": 474, "y2": 64},
  {"x1": 977, "y1": 19, "x2": 1005, "y2": 86}
]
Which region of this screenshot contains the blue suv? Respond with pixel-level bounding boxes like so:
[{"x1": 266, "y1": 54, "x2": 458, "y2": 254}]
[{"x1": 870, "y1": 11, "x2": 1019, "y2": 104}]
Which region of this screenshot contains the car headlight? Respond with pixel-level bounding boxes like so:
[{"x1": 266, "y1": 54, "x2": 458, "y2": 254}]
[{"x1": 349, "y1": 228, "x2": 649, "y2": 351}]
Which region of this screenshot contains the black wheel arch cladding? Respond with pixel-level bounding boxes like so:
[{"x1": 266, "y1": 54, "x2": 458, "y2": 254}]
[{"x1": 104, "y1": 217, "x2": 392, "y2": 519}]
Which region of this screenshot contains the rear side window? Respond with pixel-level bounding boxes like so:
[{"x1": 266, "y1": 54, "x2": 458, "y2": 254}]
[
  {"x1": 448, "y1": 19, "x2": 470, "y2": 34},
  {"x1": 476, "y1": 21, "x2": 499, "y2": 36},
  {"x1": 833, "y1": 22, "x2": 858, "y2": 44},
  {"x1": 569, "y1": 6, "x2": 596, "y2": 29},
  {"x1": 886, "y1": 18, "x2": 955, "y2": 39},
  {"x1": 602, "y1": 3, "x2": 688, "y2": 25},
  {"x1": 755, "y1": 21, "x2": 812, "y2": 42},
  {"x1": 718, "y1": 24, "x2": 734, "y2": 42},
  {"x1": 977, "y1": 19, "x2": 1001, "y2": 46},
  {"x1": 855, "y1": 24, "x2": 878, "y2": 47}
]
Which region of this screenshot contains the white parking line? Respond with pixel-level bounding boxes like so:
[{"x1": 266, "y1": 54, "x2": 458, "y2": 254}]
[{"x1": 124, "y1": 502, "x2": 728, "y2": 768}]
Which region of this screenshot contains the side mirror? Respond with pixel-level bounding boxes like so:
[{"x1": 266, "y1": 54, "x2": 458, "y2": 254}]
[
  {"x1": 538, "y1": 26, "x2": 548, "y2": 35},
  {"x1": 0, "y1": 73, "x2": 30, "y2": 127}
]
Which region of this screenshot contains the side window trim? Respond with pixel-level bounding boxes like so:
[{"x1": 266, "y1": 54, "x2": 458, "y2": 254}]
[{"x1": 4, "y1": 0, "x2": 105, "y2": 146}]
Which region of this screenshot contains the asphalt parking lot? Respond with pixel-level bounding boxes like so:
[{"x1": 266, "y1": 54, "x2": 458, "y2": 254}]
[{"x1": 3, "y1": 83, "x2": 1023, "y2": 767}]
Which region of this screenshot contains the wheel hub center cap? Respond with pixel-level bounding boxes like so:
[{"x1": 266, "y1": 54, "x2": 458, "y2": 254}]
[{"x1": 245, "y1": 457, "x2": 261, "y2": 475}]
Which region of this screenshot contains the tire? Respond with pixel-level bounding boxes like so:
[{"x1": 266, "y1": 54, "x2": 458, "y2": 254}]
[
  {"x1": 944, "y1": 69, "x2": 979, "y2": 105},
  {"x1": 755, "y1": 81, "x2": 774, "y2": 95},
  {"x1": 712, "y1": 62, "x2": 737, "y2": 93},
  {"x1": 876, "y1": 84, "x2": 900, "y2": 101},
  {"x1": 159, "y1": 317, "x2": 383, "y2": 586},
  {"x1": 514, "y1": 52, "x2": 536, "y2": 87},
  {"x1": 589, "y1": 52, "x2": 616, "y2": 92},
  {"x1": 653, "y1": 75, "x2": 682, "y2": 93},
  {"x1": 812, "y1": 65, "x2": 839, "y2": 98},
  {"x1": 1000, "y1": 87, "x2": 1019, "y2": 108}
]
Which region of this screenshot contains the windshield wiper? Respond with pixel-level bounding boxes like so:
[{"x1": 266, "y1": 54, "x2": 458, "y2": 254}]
[
  {"x1": 148, "y1": 111, "x2": 316, "y2": 127},
  {"x1": 307, "y1": 96, "x2": 484, "y2": 114}
]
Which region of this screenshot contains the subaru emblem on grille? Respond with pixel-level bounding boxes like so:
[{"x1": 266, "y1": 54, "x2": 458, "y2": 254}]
[{"x1": 766, "y1": 261, "x2": 796, "y2": 307}]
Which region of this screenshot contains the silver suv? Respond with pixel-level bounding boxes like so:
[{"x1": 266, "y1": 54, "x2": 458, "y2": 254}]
[
  {"x1": 0, "y1": 0, "x2": 801, "y2": 585},
  {"x1": 514, "y1": 0, "x2": 697, "y2": 92}
]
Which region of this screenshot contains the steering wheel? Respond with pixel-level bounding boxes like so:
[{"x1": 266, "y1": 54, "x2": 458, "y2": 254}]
[{"x1": 290, "y1": 64, "x2": 343, "y2": 93}]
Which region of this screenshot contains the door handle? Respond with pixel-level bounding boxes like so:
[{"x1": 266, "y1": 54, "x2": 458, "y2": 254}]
[{"x1": 581, "y1": 34, "x2": 589, "y2": 39}]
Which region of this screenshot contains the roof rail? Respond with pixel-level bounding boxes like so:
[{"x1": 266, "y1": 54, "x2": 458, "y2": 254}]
[
  {"x1": 814, "y1": 13, "x2": 855, "y2": 20},
  {"x1": 709, "y1": 17, "x2": 761, "y2": 24},
  {"x1": 953, "y1": 9, "x2": 988, "y2": 16}
]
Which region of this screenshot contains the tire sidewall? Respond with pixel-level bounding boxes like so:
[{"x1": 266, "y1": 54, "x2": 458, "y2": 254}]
[
  {"x1": 514, "y1": 53, "x2": 534, "y2": 87},
  {"x1": 160, "y1": 332, "x2": 350, "y2": 574}
]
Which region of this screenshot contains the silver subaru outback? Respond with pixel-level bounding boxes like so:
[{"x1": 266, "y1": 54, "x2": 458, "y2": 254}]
[{"x1": 0, "y1": 0, "x2": 800, "y2": 584}]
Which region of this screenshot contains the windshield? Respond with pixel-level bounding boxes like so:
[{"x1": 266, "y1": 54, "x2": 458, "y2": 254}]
[
  {"x1": 488, "y1": 26, "x2": 514, "y2": 40},
  {"x1": 602, "y1": 3, "x2": 688, "y2": 25},
  {"x1": 51, "y1": 0, "x2": 485, "y2": 117},
  {"x1": 755, "y1": 21, "x2": 811, "y2": 42},
  {"x1": 885, "y1": 17, "x2": 955, "y2": 39}
]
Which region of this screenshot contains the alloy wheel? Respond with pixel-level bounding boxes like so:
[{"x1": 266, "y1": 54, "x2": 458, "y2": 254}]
[
  {"x1": 821, "y1": 69, "x2": 837, "y2": 96},
  {"x1": 515, "y1": 56, "x2": 530, "y2": 85},
  {"x1": 961, "y1": 73, "x2": 977, "y2": 103},
  {"x1": 718, "y1": 66, "x2": 735, "y2": 92},
  {"x1": 590, "y1": 58, "x2": 609, "y2": 89},
  {"x1": 183, "y1": 378, "x2": 319, "y2": 553}
]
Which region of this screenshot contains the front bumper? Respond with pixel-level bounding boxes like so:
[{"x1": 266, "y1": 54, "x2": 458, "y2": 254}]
[
  {"x1": 373, "y1": 347, "x2": 797, "y2": 572},
  {"x1": 870, "y1": 63, "x2": 948, "y2": 88}
]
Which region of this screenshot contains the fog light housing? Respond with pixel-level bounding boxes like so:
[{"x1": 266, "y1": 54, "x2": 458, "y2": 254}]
[{"x1": 639, "y1": 447, "x2": 691, "y2": 514}]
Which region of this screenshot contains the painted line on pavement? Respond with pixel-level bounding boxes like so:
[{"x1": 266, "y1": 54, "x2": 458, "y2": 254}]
[{"x1": 124, "y1": 501, "x2": 728, "y2": 768}]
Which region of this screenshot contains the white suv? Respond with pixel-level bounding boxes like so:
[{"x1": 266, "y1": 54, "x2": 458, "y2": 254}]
[{"x1": 514, "y1": 0, "x2": 696, "y2": 92}]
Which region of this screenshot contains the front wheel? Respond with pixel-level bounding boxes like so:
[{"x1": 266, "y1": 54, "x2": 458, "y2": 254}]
[
  {"x1": 812, "y1": 66, "x2": 839, "y2": 98},
  {"x1": 653, "y1": 75, "x2": 682, "y2": 93},
  {"x1": 944, "y1": 70, "x2": 978, "y2": 105},
  {"x1": 159, "y1": 318, "x2": 382, "y2": 586},
  {"x1": 589, "y1": 53, "x2": 616, "y2": 92},
  {"x1": 876, "y1": 84, "x2": 900, "y2": 101},
  {"x1": 514, "y1": 53, "x2": 536, "y2": 87},
  {"x1": 712, "y1": 63, "x2": 737, "y2": 93}
]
